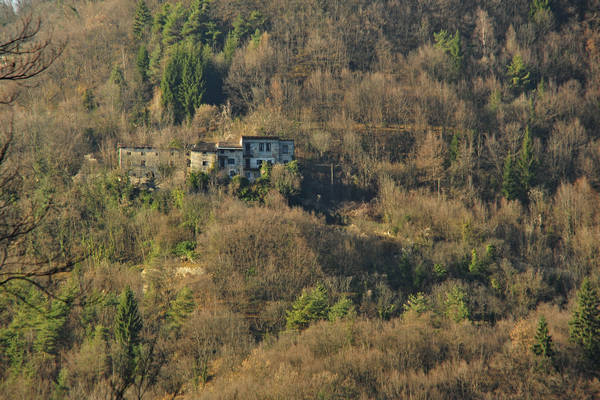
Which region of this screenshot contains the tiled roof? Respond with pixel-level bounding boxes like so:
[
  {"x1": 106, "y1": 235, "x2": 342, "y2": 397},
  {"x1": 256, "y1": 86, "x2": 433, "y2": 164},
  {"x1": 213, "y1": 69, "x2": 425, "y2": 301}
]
[
  {"x1": 241, "y1": 136, "x2": 280, "y2": 140},
  {"x1": 217, "y1": 142, "x2": 242, "y2": 149},
  {"x1": 191, "y1": 142, "x2": 217, "y2": 152}
]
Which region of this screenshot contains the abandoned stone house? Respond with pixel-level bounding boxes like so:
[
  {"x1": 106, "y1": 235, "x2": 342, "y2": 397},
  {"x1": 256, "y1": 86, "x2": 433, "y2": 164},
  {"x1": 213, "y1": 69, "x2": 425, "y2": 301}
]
[{"x1": 118, "y1": 136, "x2": 294, "y2": 182}]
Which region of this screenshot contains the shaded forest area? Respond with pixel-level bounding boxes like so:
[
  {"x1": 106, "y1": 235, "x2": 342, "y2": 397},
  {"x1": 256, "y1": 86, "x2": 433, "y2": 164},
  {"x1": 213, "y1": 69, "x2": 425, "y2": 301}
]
[{"x1": 3, "y1": 0, "x2": 600, "y2": 398}]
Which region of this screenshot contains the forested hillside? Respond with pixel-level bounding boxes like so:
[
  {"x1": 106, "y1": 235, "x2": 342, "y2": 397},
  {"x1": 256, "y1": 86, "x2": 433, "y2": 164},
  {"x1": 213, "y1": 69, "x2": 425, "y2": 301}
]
[{"x1": 2, "y1": 0, "x2": 600, "y2": 398}]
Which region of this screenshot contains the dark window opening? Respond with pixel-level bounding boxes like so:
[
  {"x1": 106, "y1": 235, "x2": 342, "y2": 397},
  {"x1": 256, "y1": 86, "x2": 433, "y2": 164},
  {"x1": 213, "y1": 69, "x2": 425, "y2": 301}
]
[
  {"x1": 245, "y1": 143, "x2": 251, "y2": 152},
  {"x1": 266, "y1": 143, "x2": 271, "y2": 152},
  {"x1": 282, "y1": 144, "x2": 289, "y2": 154},
  {"x1": 259, "y1": 143, "x2": 264, "y2": 151},
  {"x1": 228, "y1": 158, "x2": 235, "y2": 165},
  {"x1": 141, "y1": 160, "x2": 146, "y2": 166},
  {"x1": 245, "y1": 158, "x2": 250, "y2": 169}
]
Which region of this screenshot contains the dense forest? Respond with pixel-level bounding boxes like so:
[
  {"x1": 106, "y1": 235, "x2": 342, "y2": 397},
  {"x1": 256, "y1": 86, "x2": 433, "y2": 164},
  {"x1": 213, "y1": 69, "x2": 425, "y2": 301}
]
[{"x1": 2, "y1": 0, "x2": 600, "y2": 398}]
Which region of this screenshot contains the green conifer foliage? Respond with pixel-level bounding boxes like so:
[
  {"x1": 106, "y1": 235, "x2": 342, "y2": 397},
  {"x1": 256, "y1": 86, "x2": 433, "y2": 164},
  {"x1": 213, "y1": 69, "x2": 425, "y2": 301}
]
[
  {"x1": 286, "y1": 284, "x2": 329, "y2": 331},
  {"x1": 132, "y1": 0, "x2": 152, "y2": 41},
  {"x1": 111, "y1": 287, "x2": 143, "y2": 399},
  {"x1": 162, "y1": 4, "x2": 189, "y2": 47},
  {"x1": 114, "y1": 286, "x2": 143, "y2": 351},
  {"x1": 182, "y1": 0, "x2": 220, "y2": 46},
  {"x1": 136, "y1": 45, "x2": 150, "y2": 83},
  {"x1": 569, "y1": 278, "x2": 600, "y2": 363},
  {"x1": 449, "y1": 133, "x2": 459, "y2": 162},
  {"x1": 444, "y1": 286, "x2": 470, "y2": 322},
  {"x1": 152, "y1": 3, "x2": 171, "y2": 36},
  {"x1": 518, "y1": 125, "x2": 536, "y2": 196},
  {"x1": 403, "y1": 292, "x2": 429, "y2": 314},
  {"x1": 532, "y1": 315, "x2": 554, "y2": 359},
  {"x1": 328, "y1": 296, "x2": 355, "y2": 321},
  {"x1": 434, "y1": 29, "x2": 463, "y2": 78},
  {"x1": 167, "y1": 287, "x2": 195, "y2": 332},
  {"x1": 530, "y1": 0, "x2": 551, "y2": 18},
  {"x1": 507, "y1": 54, "x2": 531, "y2": 92},
  {"x1": 502, "y1": 154, "x2": 520, "y2": 201},
  {"x1": 161, "y1": 42, "x2": 205, "y2": 124}
]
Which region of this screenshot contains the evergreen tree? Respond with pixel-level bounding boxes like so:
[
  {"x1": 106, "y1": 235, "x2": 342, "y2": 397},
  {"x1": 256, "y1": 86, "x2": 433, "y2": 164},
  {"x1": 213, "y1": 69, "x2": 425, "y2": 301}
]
[
  {"x1": 569, "y1": 278, "x2": 600, "y2": 364},
  {"x1": 502, "y1": 153, "x2": 521, "y2": 201},
  {"x1": 518, "y1": 125, "x2": 536, "y2": 197},
  {"x1": 182, "y1": 0, "x2": 220, "y2": 46},
  {"x1": 328, "y1": 296, "x2": 355, "y2": 321},
  {"x1": 166, "y1": 287, "x2": 195, "y2": 332},
  {"x1": 223, "y1": 31, "x2": 239, "y2": 65},
  {"x1": 449, "y1": 133, "x2": 459, "y2": 162},
  {"x1": 286, "y1": 284, "x2": 329, "y2": 331},
  {"x1": 530, "y1": 0, "x2": 551, "y2": 18},
  {"x1": 136, "y1": 45, "x2": 150, "y2": 83},
  {"x1": 162, "y1": 4, "x2": 189, "y2": 47},
  {"x1": 507, "y1": 54, "x2": 531, "y2": 92},
  {"x1": 132, "y1": 0, "x2": 152, "y2": 41},
  {"x1": 532, "y1": 315, "x2": 554, "y2": 359},
  {"x1": 82, "y1": 88, "x2": 97, "y2": 112},
  {"x1": 115, "y1": 286, "x2": 143, "y2": 351},
  {"x1": 152, "y1": 3, "x2": 171, "y2": 36},
  {"x1": 434, "y1": 29, "x2": 463, "y2": 78},
  {"x1": 161, "y1": 42, "x2": 205, "y2": 124},
  {"x1": 444, "y1": 285, "x2": 470, "y2": 322},
  {"x1": 111, "y1": 286, "x2": 143, "y2": 400}
]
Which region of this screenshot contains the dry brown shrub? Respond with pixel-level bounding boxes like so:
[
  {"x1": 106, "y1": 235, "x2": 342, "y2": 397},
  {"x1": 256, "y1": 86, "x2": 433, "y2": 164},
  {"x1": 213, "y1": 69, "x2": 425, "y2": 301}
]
[
  {"x1": 378, "y1": 179, "x2": 472, "y2": 243},
  {"x1": 199, "y1": 202, "x2": 324, "y2": 326}
]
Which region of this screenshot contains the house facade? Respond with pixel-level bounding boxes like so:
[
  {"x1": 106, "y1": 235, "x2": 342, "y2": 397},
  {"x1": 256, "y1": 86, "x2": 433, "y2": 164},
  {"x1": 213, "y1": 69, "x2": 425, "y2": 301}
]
[
  {"x1": 118, "y1": 136, "x2": 294, "y2": 182},
  {"x1": 118, "y1": 146, "x2": 186, "y2": 180}
]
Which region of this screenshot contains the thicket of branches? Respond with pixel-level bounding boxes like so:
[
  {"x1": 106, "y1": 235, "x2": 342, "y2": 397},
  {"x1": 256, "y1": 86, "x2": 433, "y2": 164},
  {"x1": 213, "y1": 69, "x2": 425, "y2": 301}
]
[{"x1": 3, "y1": 0, "x2": 600, "y2": 398}]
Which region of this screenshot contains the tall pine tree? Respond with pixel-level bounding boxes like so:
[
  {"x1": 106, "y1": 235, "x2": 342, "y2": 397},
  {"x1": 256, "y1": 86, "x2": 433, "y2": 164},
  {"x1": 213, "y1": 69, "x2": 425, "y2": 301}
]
[
  {"x1": 115, "y1": 286, "x2": 143, "y2": 352},
  {"x1": 569, "y1": 278, "x2": 600, "y2": 364},
  {"x1": 111, "y1": 286, "x2": 143, "y2": 400},
  {"x1": 161, "y1": 42, "x2": 205, "y2": 124},
  {"x1": 518, "y1": 125, "x2": 536, "y2": 197},
  {"x1": 132, "y1": 0, "x2": 152, "y2": 41},
  {"x1": 162, "y1": 4, "x2": 189, "y2": 47},
  {"x1": 532, "y1": 315, "x2": 554, "y2": 359},
  {"x1": 502, "y1": 153, "x2": 521, "y2": 201}
]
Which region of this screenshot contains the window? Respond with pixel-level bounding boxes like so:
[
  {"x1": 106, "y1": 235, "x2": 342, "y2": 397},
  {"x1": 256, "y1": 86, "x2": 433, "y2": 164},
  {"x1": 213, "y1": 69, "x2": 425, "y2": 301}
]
[
  {"x1": 171, "y1": 151, "x2": 175, "y2": 156},
  {"x1": 187, "y1": 159, "x2": 191, "y2": 167},
  {"x1": 245, "y1": 143, "x2": 251, "y2": 152},
  {"x1": 127, "y1": 151, "x2": 131, "y2": 156},
  {"x1": 202, "y1": 161, "x2": 208, "y2": 166},
  {"x1": 220, "y1": 150, "x2": 225, "y2": 154},
  {"x1": 228, "y1": 158, "x2": 235, "y2": 165},
  {"x1": 245, "y1": 158, "x2": 250, "y2": 169},
  {"x1": 169, "y1": 161, "x2": 174, "y2": 167},
  {"x1": 266, "y1": 143, "x2": 271, "y2": 151},
  {"x1": 229, "y1": 170, "x2": 236, "y2": 177},
  {"x1": 141, "y1": 160, "x2": 146, "y2": 167},
  {"x1": 256, "y1": 159, "x2": 262, "y2": 168},
  {"x1": 282, "y1": 144, "x2": 289, "y2": 154},
  {"x1": 155, "y1": 152, "x2": 159, "y2": 156},
  {"x1": 141, "y1": 152, "x2": 145, "y2": 156},
  {"x1": 259, "y1": 143, "x2": 264, "y2": 151}
]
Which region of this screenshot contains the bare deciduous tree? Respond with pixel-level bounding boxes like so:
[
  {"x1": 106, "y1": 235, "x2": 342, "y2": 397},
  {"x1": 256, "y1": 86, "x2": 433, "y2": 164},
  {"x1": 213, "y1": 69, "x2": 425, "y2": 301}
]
[{"x1": 0, "y1": 14, "x2": 71, "y2": 291}]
